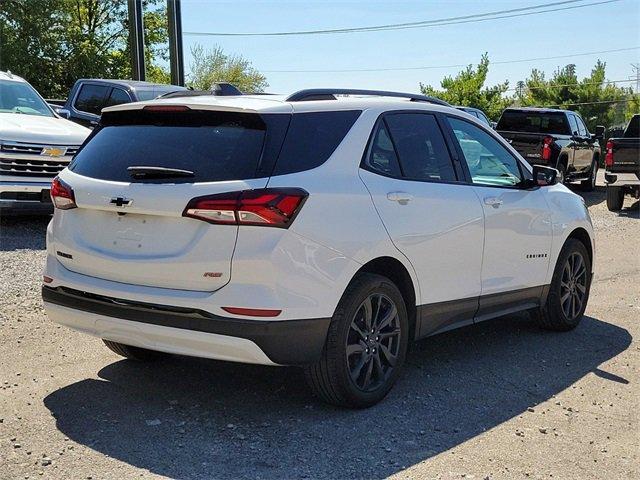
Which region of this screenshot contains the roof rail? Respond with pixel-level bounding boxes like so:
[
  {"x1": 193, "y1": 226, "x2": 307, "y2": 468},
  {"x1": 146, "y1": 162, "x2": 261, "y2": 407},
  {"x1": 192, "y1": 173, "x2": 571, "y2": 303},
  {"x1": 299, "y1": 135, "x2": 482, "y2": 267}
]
[
  {"x1": 158, "y1": 82, "x2": 242, "y2": 99},
  {"x1": 285, "y1": 88, "x2": 450, "y2": 106}
]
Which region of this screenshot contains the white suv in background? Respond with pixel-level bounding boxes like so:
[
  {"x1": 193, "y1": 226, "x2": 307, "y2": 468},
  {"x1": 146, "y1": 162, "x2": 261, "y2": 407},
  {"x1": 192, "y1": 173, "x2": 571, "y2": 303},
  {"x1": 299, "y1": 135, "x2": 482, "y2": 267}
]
[
  {"x1": 0, "y1": 71, "x2": 90, "y2": 214},
  {"x1": 42, "y1": 89, "x2": 595, "y2": 408}
]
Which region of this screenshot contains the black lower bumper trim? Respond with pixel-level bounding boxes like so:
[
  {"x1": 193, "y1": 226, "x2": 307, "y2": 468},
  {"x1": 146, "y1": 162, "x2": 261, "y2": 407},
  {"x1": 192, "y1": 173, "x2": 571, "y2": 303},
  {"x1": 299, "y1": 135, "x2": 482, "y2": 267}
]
[{"x1": 42, "y1": 286, "x2": 330, "y2": 365}]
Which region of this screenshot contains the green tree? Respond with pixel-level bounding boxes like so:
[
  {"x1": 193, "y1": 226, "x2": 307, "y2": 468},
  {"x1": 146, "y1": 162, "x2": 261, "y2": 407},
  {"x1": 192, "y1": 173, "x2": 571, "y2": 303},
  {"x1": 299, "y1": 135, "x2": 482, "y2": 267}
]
[
  {"x1": 520, "y1": 61, "x2": 633, "y2": 130},
  {"x1": 0, "y1": 0, "x2": 170, "y2": 98},
  {"x1": 188, "y1": 44, "x2": 268, "y2": 93},
  {"x1": 420, "y1": 53, "x2": 511, "y2": 120}
]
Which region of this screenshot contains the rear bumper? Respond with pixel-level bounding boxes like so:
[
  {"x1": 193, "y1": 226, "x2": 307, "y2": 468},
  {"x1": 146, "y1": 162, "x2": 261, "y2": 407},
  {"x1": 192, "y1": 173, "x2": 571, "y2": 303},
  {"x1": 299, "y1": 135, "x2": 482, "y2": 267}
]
[
  {"x1": 605, "y1": 172, "x2": 640, "y2": 187},
  {"x1": 0, "y1": 181, "x2": 53, "y2": 215},
  {"x1": 42, "y1": 286, "x2": 331, "y2": 366}
]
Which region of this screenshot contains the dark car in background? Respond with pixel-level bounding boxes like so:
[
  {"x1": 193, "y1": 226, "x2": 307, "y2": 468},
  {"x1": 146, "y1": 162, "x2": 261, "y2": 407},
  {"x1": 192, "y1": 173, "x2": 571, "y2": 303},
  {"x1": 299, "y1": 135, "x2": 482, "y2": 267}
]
[
  {"x1": 496, "y1": 107, "x2": 604, "y2": 191},
  {"x1": 58, "y1": 79, "x2": 186, "y2": 128},
  {"x1": 604, "y1": 114, "x2": 640, "y2": 211},
  {"x1": 454, "y1": 106, "x2": 493, "y2": 128}
]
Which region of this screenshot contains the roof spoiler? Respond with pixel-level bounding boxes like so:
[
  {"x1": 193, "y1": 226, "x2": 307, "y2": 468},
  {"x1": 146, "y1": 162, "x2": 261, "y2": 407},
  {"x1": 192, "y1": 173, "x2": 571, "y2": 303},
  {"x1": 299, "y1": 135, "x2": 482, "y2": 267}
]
[
  {"x1": 158, "y1": 82, "x2": 243, "y2": 99},
  {"x1": 285, "y1": 88, "x2": 450, "y2": 106}
]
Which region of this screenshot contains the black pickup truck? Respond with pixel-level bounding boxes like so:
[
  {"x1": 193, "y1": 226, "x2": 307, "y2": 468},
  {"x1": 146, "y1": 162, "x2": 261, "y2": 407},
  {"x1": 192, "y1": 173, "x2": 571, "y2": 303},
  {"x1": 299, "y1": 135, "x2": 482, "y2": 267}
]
[
  {"x1": 496, "y1": 107, "x2": 604, "y2": 191},
  {"x1": 604, "y1": 114, "x2": 640, "y2": 211},
  {"x1": 57, "y1": 79, "x2": 186, "y2": 128}
]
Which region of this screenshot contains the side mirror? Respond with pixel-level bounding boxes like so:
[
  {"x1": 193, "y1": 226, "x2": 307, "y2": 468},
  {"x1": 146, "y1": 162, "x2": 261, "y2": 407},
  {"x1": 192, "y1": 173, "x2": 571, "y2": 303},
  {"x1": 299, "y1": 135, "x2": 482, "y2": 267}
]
[
  {"x1": 594, "y1": 125, "x2": 605, "y2": 138},
  {"x1": 532, "y1": 165, "x2": 559, "y2": 187},
  {"x1": 58, "y1": 108, "x2": 71, "y2": 119}
]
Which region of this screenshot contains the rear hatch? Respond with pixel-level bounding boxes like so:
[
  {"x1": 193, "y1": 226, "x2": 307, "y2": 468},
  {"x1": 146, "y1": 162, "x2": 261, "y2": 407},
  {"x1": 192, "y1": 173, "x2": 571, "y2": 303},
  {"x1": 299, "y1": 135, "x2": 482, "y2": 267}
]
[{"x1": 51, "y1": 106, "x2": 289, "y2": 291}]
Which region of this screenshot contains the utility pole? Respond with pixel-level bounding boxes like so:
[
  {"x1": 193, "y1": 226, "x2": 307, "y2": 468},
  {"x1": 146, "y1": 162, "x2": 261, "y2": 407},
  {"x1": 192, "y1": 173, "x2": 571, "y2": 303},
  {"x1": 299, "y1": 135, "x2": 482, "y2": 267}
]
[
  {"x1": 631, "y1": 63, "x2": 640, "y2": 94},
  {"x1": 128, "y1": 0, "x2": 146, "y2": 81},
  {"x1": 167, "y1": 0, "x2": 185, "y2": 86}
]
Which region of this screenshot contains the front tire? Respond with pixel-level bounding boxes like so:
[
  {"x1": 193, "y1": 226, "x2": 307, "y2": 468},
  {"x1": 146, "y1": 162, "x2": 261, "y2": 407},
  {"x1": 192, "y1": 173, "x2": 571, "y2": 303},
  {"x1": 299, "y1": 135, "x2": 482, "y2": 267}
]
[
  {"x1": 606, "y1": 186, "x2": 624, "y2": 211},
  {"x1": 103, "y1": 340, "x2": 166, "y2": 361},
  {"x1": 304, "y1": 273, "x2": 409, "y2": 408},
  {"x1": 533, "y1": 239, "x2": 591, "y2": 331}
]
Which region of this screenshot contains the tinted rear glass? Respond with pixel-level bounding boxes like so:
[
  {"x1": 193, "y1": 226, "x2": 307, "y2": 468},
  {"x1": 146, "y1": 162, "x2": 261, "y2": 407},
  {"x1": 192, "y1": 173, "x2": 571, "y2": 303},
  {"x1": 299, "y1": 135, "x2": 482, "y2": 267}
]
[
  {"x1": 273, "y1": 110, "x2": 361, "y2": 175},
  {"x1": 625, "y1": 115, "x2": 639, "y2": 138},
  {"x1": 497, "y1": 111, "x2": 570, "y2": 135},
  {"x1": 70, "y1": 111, "x2": 269, "y2": 183},
  {"x1": 69, "y1": 109, "x2": 360, "y2": 183}
]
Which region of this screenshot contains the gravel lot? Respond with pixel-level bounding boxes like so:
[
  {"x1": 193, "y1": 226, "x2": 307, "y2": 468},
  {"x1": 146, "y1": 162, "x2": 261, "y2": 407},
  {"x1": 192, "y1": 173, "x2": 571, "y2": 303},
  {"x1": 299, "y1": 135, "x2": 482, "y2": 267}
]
[{"x1": 1, "y1": 175, "x2": 638, "y2": 480}]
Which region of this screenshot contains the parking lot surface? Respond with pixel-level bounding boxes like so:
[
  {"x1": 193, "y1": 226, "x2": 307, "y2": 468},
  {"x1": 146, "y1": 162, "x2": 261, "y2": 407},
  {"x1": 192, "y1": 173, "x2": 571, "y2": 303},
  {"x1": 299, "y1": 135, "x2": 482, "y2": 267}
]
[{"x1": 1, "y1": 175, "x2": 638, "y2": 480}]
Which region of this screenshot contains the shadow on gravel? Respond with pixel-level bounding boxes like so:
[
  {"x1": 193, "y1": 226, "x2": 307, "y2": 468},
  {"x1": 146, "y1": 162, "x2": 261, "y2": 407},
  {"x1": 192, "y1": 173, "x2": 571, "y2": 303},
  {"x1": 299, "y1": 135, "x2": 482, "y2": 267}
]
[
  {"x1": 0, "y1": 215, "x2": 50, "y2": 251},
  {"x1": 44, "y1": 314, "x2": 631, "y2": 480},
  {"x1": 572, "y1": 184, "x2": 605, "y2": 208}
]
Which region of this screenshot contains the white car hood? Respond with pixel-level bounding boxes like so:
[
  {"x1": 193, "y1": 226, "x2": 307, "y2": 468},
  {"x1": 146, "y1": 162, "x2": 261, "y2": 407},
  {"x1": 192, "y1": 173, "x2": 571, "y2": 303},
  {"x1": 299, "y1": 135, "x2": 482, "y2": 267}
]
[{"x1": 0, "y1": 112, "x2": 90, "y2": 145}]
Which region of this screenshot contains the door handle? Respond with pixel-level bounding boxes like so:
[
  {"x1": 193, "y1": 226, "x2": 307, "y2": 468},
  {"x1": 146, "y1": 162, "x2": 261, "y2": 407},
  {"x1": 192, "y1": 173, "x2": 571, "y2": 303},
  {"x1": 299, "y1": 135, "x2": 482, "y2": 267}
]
[
  {"x1": 483, "y1": 196, "x2": 503, "y2": 208},
  {"x1": 387, "y1": 192, "x2": 413, "y2": 205}
]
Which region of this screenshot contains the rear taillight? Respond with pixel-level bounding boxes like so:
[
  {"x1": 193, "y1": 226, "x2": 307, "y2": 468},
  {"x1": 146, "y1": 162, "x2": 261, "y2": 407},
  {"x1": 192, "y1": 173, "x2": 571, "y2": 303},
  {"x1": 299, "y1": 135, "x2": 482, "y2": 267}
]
[
  {"x1": 50, "y1": 177, "x2": 77, "y2": 210},
  {"x1": 605, "y1": 140, "x2": 615, "y2": 167},
  {"x1": 183, "y1": 188, "x2": 308, "y2": 228},
  {"x1": 541, "y1": 136, "x2": 554, "y2": 161}
]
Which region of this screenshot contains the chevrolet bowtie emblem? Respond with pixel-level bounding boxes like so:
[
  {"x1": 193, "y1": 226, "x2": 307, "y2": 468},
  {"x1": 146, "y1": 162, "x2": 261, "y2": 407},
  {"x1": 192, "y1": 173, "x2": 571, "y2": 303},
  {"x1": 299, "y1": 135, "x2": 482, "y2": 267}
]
[
  {"x1": 41, "y1": 146, "x2": 67, "y2": 157},
  {"x1": 110, "y1": 197, "x2": 133, "y2": 207}
]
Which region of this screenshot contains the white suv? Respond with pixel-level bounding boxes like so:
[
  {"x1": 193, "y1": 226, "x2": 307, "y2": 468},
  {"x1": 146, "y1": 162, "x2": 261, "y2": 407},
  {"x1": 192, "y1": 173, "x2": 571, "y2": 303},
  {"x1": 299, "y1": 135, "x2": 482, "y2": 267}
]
[{"x1": 42, "y1": 89, "x2": 595, "y2": 408}]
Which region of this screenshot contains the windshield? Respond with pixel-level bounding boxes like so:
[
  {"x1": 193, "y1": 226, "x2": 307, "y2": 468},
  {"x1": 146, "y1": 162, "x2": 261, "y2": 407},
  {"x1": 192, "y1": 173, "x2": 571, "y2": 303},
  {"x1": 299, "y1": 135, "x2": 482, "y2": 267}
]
[{"x1": 0, "y1": 80, "x2": 53, "y2": 117}]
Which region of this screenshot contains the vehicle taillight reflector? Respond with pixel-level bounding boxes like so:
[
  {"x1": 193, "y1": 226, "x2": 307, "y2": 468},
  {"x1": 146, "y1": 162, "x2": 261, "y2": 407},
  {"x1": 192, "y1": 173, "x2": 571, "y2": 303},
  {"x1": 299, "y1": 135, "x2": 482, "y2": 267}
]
[
  {"x1": 605, "y1": 140, "x2": 615, "y2": 167},
  {"x1": 221, "y1": 307, "x2": 282, "y2": 317},
  {"x1": 50, "y1": 177, "x2": 77, "y2": 210},
  {"x1": 183, "y1": 188, "x2": 308, "y2": 228},
  {"x1": 43, "y1": 276, "x2": 53, "y2": 284},
  {"x1": 541, "y1": 136, "x2": 554, "y2": 161}
]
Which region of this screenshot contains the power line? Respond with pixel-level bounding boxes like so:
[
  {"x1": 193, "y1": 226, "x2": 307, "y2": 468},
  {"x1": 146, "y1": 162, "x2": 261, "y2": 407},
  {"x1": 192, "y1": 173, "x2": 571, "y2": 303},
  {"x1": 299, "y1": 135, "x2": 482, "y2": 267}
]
[
  {"x1": 263, "y1": 47, "x2": 639, "y2": 74},
  {"x1": 537, "y1": 97, "x2": 639, "y2": 107},
  {"x1": 507, "y1": 78, "x2": 636, "y2": 92},
  {"x1": 184, "y1": 0, "x2": 619, "y2": 37}
]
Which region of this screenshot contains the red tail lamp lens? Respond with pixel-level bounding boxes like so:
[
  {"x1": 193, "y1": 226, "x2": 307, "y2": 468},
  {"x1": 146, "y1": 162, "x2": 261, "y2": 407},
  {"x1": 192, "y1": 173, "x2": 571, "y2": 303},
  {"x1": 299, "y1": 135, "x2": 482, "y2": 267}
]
[
  {"x1": 51, "y1": 177, "x2": 77, "y2": 210},
  {"x1": 183, "y1": 188, "x2": 308, "y2": 228},
  {"x1": 605, "y1": 140, "x2": 614, "y2": 167},
  {"x1": 541, "y1": 136, "x2": 554, "y2": 161}
]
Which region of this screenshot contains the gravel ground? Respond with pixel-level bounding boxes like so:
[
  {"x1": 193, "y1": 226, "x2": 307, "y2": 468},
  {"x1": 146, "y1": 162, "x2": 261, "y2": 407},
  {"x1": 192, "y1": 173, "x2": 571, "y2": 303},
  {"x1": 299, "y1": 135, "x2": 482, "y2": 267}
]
[{"x1": 1, "y1": 174, "x2": 638, "y2": 480}]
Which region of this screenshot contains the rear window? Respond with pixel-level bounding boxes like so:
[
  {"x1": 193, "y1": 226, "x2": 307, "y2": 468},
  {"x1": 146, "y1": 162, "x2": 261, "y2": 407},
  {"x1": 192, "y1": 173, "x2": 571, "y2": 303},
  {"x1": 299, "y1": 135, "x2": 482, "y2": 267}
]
[
  {"x1": 625, "y1": 115, "x2": 639, "y2": 138},
  {"x1": 497, "y1": 110, "x2": 570, "y2": 135},
  {"x1": 70, "y1": 111, "x2": 270, "y2": 183},
  {"x1": 69, "y1": 109, "x2": 360, "y2": 183}
]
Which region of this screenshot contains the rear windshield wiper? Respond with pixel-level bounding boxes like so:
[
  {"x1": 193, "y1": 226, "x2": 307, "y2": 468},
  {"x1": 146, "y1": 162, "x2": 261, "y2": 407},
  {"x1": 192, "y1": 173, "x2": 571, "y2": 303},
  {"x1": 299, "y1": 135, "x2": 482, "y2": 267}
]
[{"x1": 127, "y1": 166, "x2": 195, "y2": 179}]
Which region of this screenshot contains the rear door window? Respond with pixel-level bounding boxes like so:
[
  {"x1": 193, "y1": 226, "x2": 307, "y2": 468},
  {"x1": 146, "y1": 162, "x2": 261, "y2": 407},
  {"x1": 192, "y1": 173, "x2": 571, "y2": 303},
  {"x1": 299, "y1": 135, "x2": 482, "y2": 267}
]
[
  {"x1": 568, "y1": 114, "x2": 580, "y2": 136},
  {"x1": 272, "y1": 110, "x2": 361, "y2": 175},
  {"x1": 574, "y1": 115, "x2": 588, "y2": 136},
  {"x1": 74, "y1": 84, "x2": 110, "y2": 115},
  {"x1": 384, "y1": 113, "x2": 457, "y2": 182},
  {"x1": 103, "y1": 88, "x2": 131, "y2": 108}
]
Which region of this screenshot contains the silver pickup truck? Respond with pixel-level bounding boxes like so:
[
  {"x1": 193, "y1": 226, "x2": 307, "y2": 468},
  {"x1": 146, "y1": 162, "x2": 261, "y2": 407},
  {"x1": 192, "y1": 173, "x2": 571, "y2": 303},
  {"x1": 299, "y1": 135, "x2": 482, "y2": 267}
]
[{"x1": 1, "y1": 71, "x2": 89, "y2": 215}]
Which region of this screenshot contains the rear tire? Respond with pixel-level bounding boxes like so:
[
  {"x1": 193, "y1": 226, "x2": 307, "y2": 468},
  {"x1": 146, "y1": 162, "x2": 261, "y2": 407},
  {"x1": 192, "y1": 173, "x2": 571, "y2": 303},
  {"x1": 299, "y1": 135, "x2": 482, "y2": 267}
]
[
  {"x1": 606, "y1": 186, "x2": 624, "y2": 211},
  {"x1": 580, "y1": 159, "x2": 598, "y2": 191},
  {"x1": 533, "y1": 239, "x2": 591, "y2": 332},
  {"x1": 103, "y1": 340, "x2": 166, "y2": 361},
  {"x1": 304, "y1": 273, "x2": 409, "y2": 408}
]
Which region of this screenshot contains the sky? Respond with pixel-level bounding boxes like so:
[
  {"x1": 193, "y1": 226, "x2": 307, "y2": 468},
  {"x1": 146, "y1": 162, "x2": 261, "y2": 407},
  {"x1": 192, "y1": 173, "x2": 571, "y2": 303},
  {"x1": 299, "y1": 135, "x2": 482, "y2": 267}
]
[{"x1": 179, "y1": 0, "x2": 640, "y2": 95}]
